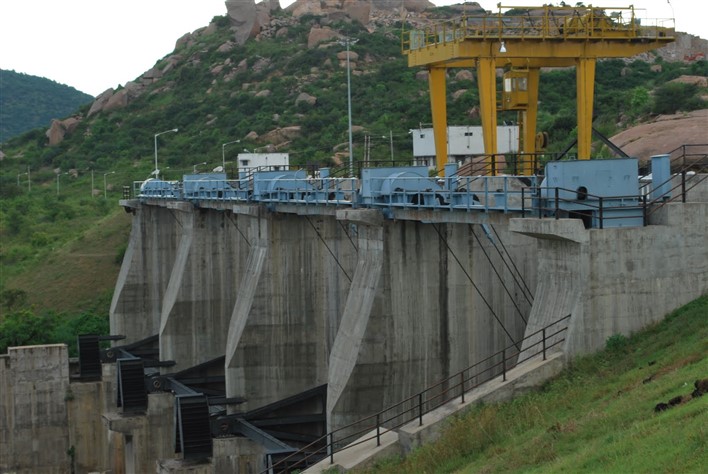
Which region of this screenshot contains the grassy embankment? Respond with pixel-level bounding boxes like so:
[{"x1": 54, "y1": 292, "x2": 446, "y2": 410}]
[
  {"x1": 9, "y1": 209, "x2": 130, "y2": 313},
  {"x1": 362, "y1": 295, "x2": 708, "y2": 474}
]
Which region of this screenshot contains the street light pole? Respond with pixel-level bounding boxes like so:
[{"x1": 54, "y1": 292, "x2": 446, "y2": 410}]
[
  {"x1": 222, "y1": 140, "x2": 240, "y2": 172},
  {"x1": 192, "y1": 162, "x2": 207, "y2": 173},
  {"x1": 154, "y1": 128, "x2": 178, "y2": 178},
  {"x1": 17, "y1": 172, "x2": 28, "y2": 190},
  {"x1": 389, "y1": 130, "x2": 394, "y2": 161},
  {"x1": 340, "y1": 37, "x2": 358, "y2": 177},
  {"x1": 382, "y1": 130, "x2": 394, "y2": 161},
  {"x1": 104, "y1": 171, "x2": 115, "y2": 199}
]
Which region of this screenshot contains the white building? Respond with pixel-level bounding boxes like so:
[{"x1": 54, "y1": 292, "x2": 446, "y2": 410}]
[
  {"x1": 410, "y1": 125, "x2": 519, "y2": 168},
  {"x1": 236, "y1": 153, "x2": 289, "y2": 172}
]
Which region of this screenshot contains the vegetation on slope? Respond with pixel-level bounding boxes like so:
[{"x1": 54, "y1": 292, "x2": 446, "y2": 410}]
[
  {"x1": 361, "y1": 295, "x2": 708, "y2": 474},
  {"x1": 0, "y1": 69, "x2": 93, "y2": 142}
]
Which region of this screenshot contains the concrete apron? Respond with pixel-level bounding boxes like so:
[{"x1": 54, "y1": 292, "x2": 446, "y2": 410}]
[{"x1": 305, "y1": 352, "x2": 565, "y2": 473}]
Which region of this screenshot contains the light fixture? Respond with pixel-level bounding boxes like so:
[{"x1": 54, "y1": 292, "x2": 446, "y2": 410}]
[{"x1": 499, "y1": 41, "x2": 507, "y2": 53}]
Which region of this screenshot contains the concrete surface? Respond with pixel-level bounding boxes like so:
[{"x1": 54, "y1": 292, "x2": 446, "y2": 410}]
[
  {"x1": 0, "y1": 345, "x2": 71, "y2": 473},
  {"x1": 512, "y1": 201, "x2": 708, "y2": 357}
]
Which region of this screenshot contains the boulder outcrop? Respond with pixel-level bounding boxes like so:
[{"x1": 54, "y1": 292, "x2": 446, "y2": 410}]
[{"x1": 46, "y1": 116, "x2": 81, "y2": 146}]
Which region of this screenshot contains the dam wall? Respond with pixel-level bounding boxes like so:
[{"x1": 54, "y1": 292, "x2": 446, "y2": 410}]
[
  {"x1": 514, "y1": 201, "x2": 708, "y2": 356},
  {"x1": 112, "y1": 201, "x2": 537, "y2": 429}
]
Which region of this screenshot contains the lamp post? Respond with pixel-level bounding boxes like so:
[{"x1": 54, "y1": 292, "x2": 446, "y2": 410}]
[
  {"x1": 382, "y1": 130, "x2": 394, "y2": 161},
  {"x1": 192, "y1": 161, "x2": 207, "y2": 173},
  {"x1": 222, "y1": 140, "x2": 240, "y2": 172},
  {"x1": 154, "y1": 128, "x2": 178, "y2": 178},
  {"x1": 340, "y1": 37, "x2": 358, "y2": 177},
  {"x1": 56, "y1": 172, "x2": 68, "y2": 196},
  {"x1": 104, "y1": 171, "x2": 115, "y2": 199},
  {"x1": 17, "y1": 171, "x2": 30, "y2": 192}
]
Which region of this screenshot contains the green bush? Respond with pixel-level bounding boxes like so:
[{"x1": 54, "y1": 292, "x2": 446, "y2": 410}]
[
  {"x1": 0, "y1": 309, "x2": 109, "y2": 356},
  {"x1": 652, "y1": 82, "x2": 701, "y2": 115},
  {"x1": 605, "y1": 333, "x2": 629, "y2": 352}
]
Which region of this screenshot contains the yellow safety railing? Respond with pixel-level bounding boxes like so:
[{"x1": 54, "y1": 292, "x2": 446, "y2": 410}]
[{"x1": 402, "y1": 4, "x2": 674, "y2": 52}]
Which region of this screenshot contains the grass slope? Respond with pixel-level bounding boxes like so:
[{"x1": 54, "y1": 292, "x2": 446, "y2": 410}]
[
  {"x1": 8, "y1": 208, "x2": 130, "y2": 314},
  {"x1": 362, "y1": 295, "x2": 708, "y2": 474}
]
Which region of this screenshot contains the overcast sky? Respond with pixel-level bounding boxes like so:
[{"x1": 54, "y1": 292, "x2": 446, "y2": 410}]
[{"x1": 0, "y1": 1, "x2": 702, "y2": 97}]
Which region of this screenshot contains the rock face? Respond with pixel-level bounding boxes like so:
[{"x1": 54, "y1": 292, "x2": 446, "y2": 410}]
[
  {"x1": 308, "y1": 26, "x2": 339, "y2": 48},
  {"x1": 287, "y1": 0, "x2": 434, "y2": 24},
  {"x1": 225, "y1": 0, "x2": 258, "y2": 45},
  {"x1": 609, "y1": 109, "x2": 708, "y2": 161},
  {"x1": 46, "y1": 116, "x2": 81, "y2": 146},
  {"x1": 225, "y1": 0, "x2": 282, "y2": 45}
]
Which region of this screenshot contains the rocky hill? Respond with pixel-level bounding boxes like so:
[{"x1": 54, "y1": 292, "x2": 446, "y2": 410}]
[
  {"x1": 39, "y1": 0, "x2": 708, "y2": 156},
  {"x1": 610, "y1": 109, "x2": 708, "y2": 161}
]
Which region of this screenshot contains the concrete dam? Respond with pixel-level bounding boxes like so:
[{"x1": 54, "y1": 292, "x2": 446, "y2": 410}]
[
  {"x1": 1, "y1": 160, "x2": 707, "y2": 473},
  {"x1": 112, "y1": 195, "x2": 536, "y2": 424}
]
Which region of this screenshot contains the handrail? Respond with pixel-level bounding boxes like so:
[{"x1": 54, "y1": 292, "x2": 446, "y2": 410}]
[
  {"x1": 525, "y1": 164, "x2": 706, "y2": 228},
  {"x1": 402, "y1": 5, "x2": 673, "y2": 53},
  {"x1": 265, "y1": 313, "x2": 571, "y2": 473}
]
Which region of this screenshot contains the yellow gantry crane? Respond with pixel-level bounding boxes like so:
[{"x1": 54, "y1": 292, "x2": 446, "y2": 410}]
[{"x1": 403, "y1": 4, "x2": 675, "y2": 175}]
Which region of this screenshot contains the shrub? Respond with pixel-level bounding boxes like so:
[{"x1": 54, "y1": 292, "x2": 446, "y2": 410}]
[{"x1": 605, "y1": 333, "x2": 629, "y2": 352}]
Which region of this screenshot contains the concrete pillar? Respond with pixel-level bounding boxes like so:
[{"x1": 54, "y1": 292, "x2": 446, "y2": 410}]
[
  {"x1": 0, "y1": 345, "x2": 70, "y2": 473},
  {"x1": 104, "y1": 392, "x2": 175, "y2": 474},
  {"x1": 68, "y1": 380, "x2": 111, "y2": 472},
  {"x1": 511, "y1": 207, "x2": 708, "y2": 357},
  {"x1": 327, "y1": 211, "x2": 385, "y2": 421},
  {"x1": 225, "y1": 210, "x2": 357, "y2": 411},
  {"x1": 110, "y1": 204, "x2": 183, "y2": 343}
]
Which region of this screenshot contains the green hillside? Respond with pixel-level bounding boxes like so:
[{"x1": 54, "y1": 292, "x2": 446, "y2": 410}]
[
  {"x1": 0, "y1": 7, "x2": 706, "y2": 324},
  {"x1": 362, "y1": 295, "x2": 708, "y2": 473},
  {"x1": 0, "y1": 69, "x2": 93, "y2": 142}
]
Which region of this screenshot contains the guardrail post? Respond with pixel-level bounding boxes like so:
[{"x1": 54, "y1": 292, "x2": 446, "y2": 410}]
[
  {"x1": 554, "y1": 187, "x2": 559, "y2": 219},
  {"x1": 542, "y1": 328, "x2": 547, "y2": 360},
  {"x1": 418, "y1": 393, "x2": 423, "y2": 426},
  {"x1": 521, "y1": 187, "x2": 526, "y2": 216},
  {"x1": 502, "y1": 349, "x2": 507, "y2": 381},
  {"x1": 682, "y1": 170, "x2": 687, "y2": 203},
  {"x1": 642, "y1": 194, "x2": 648, "y2": 226},
  {"x1": 460, "y1": 371, "x2": 465, "y2": 404},
  {"x1": 329, "y1": 432, "x2": 334, "y2": 464},
  {"x1": 599, "y1": 197, "x2": 604, "y2": 229},
  {"x1": 376, "y1": 413, "x2": 381, "y2": 446},
  {"x1": 538, "y1": 187, "x2": 542, "y2": 219}
]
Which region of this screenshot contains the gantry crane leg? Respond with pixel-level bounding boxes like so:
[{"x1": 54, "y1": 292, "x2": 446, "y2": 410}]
[
  {"x1": 429, "y1": 67, "x2": 449, "y2": 175},
  {"x1": 477, "y1": 57, "x2": 498, "y2": 174},
  {"x1": 522, "y1": 68, "x2": 540, "y2": 175},
  {"x1": 576, "y1": 57, "x2": 596, "y2": 160}
]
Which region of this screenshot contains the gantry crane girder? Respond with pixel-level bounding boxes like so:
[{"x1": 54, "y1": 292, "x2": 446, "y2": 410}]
[{"x1": 403, "y1": 5, "x2": 675, "y2": 175}]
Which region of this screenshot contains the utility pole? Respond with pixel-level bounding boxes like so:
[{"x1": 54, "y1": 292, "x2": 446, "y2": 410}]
[{"x1": 340, "y1": 37, "x2": 358, "y2": 177}]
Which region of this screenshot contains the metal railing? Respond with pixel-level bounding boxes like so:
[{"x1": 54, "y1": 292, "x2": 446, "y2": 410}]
[
  {"x1": 524, "y1": 186, "x2": 644, "y2": 229},
  {"x1": 666, "y1": 144, "x2": 708, "y2": 173},
  {"x1": 265, "y1": 314, "x2": 571, "y2": 473},
  {"x1": 644, "y1": 171, "x2": 708, "y2": 218}
]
